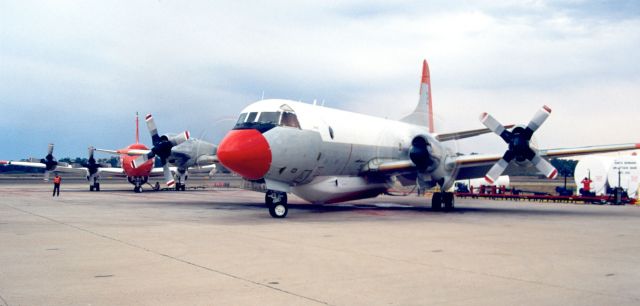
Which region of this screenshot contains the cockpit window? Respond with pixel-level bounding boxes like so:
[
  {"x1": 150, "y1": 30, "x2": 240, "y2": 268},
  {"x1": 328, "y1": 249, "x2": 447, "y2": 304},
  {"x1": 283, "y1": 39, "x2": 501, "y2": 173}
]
[
  {"x1": 232, "y1": 106, "x2": 300, "y2": 132},
  {"x1": 281, "y1": 112, "x2": 300, "y2": 128},
  {"x1": 245, "y1": 112, "x2": 258, "y2": 123},
  {"x1": 236, "y1": 113, "x2": 247, "y2": 124},
  {"x1": 257, "y1": 112, "x2": 281, "y2": 124}
]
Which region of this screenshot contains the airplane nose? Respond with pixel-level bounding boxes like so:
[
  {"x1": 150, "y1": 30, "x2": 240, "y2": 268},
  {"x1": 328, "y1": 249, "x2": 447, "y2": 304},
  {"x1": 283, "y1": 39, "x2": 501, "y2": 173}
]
[{"x1": 217, "y1": 129, "x2": 272, "y2": 180}]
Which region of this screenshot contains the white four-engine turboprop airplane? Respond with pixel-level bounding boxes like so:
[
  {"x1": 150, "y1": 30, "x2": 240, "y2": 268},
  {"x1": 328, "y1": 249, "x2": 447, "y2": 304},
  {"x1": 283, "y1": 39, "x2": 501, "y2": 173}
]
[{"x1": 216, "y1": 60, "x2": 639, "y2": 218}]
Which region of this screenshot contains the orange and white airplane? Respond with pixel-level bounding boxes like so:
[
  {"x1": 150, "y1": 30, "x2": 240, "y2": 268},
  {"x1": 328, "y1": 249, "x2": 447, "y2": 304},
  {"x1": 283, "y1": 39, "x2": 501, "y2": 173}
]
[
  {"x1": 215, "y1": 60, "x2": 639, "y2": 218},
  {"x1": 1, "y1": 114, "x2": 186, "y2": 193}
]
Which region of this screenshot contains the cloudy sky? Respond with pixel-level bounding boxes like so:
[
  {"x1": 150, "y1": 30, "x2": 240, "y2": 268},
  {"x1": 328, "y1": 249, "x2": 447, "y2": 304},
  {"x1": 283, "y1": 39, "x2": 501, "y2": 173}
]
[{"x1": 1, "y1": 0, "x2": 639, "y2": 160}]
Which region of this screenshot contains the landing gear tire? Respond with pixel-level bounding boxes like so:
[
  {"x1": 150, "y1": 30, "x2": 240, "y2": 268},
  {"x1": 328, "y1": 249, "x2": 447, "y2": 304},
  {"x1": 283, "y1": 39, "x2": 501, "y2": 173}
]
[
  {"x1": 443, "y1": 192, "x2": 455, "y2": 211},
  {"x1": 134, "y1": 186, "x2": 142, "y2": 193},
  {"x1": 266, "y1": 190, "x2": 288, "y2": 218},
  {"x1": 432, "y1": 193, "x2": 442, "y2": 211},
  {"x1": 90, "y1": 185, "x2": 94, "y2": 191},
  {"x1": 269, "y1": 203, "x2": 288, "y2": 218}
]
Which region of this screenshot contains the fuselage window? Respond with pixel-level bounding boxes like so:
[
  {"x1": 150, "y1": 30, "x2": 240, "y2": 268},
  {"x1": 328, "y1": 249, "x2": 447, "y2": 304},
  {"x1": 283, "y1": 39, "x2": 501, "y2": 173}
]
[
  {"x1": 246, "y1": 112, "x2": 258, "y2": 123},
  {"x1": 257, "y1": 111, "x2": 281, "y2": 124},
  {"x1": 236, "y1": 113, "x2": 247, "y2": 124},
  {"x1": 281, "y1": 112, "x2": 301, "y2": 128}
]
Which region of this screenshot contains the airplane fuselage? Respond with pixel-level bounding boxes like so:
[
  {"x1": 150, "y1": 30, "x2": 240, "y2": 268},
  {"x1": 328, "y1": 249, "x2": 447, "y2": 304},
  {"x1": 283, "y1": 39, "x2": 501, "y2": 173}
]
[
  {"x1": 218, "y1": 99, "x2": 455, "y2": 204},
  {"x1": 120, "y1": 143, "x2": 155, "y2": 182}
]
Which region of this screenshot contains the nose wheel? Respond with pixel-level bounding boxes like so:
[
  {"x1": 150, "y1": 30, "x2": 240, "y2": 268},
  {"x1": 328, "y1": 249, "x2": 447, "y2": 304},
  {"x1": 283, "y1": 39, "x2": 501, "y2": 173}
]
[{"x1": 266, "y1": 190, "x2": 288, "y2": 218}]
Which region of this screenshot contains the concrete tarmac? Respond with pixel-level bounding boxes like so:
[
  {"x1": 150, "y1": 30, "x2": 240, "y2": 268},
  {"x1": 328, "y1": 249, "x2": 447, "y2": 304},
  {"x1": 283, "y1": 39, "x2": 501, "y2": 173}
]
[{"x1": 1, "y1": 181, "x2": 640, "y2": 306}]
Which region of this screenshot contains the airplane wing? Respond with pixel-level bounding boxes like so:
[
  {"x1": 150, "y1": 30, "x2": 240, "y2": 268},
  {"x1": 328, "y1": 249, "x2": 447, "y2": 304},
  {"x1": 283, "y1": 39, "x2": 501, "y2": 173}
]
[
  {"x1": 453, "y1": 143, "x2": 639, "y2": 180},
  {"x1": 0, "y1": 160, "x2": 89, "y2": 175},
  {"x1": 96, "y1": 148, "x2": 150, "y2": 156},
  {"x1": 1, "y1": 161, "x2": 47, "y2": 169},
  {"x1": 149, "y1": 166, "x2": 175, "y2": 177},
  {"x1": 97, "y1": 167, "x2": 125, "y2": 175},
  {"x1": 434, "y1": 125, "x2": 515, "y2": 142},
  {"x1": 367, "y1": 143, "x2": 639, "y2": 180}
]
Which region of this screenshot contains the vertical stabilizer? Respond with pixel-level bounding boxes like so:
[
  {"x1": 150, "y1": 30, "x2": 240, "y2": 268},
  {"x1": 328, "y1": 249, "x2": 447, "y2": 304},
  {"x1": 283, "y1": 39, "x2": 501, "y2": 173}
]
[{"x1": 401, "y1": 60, "x2": 434, "y2": 132}]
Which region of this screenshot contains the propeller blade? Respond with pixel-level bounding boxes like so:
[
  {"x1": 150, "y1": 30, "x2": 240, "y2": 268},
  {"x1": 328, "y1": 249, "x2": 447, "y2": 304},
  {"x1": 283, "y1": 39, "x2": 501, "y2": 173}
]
[
  {"x1": 526, "y1": 105, "x2": 552, "y2": 133},
  {"x1": 484, "y1": 158, "x2": 510, "y2": 184},
  {"x1": 163, "y1": 164, "x2": 175, "y2": 186},
  {"x1": 47, "y1": 143, "x2": 54, "y2": 155},
  {"x1": 145, "y1": 114, "x2": 161, "y2": 144},
  {"x1": 43, "y1": 170, "x2": 50, "y2": 181},
  {"x1": 169, "y1": 131, "x2": 190, "y2": 146},
  {"x1": 480, "y1": 113, "x2": 507, "y2": 136},
  {"x1": 131, "y1": 154, "x2": 150, "y2": 168},
  {"x1": 530, "y1": 154, "x2": 558, "y2": 179}
]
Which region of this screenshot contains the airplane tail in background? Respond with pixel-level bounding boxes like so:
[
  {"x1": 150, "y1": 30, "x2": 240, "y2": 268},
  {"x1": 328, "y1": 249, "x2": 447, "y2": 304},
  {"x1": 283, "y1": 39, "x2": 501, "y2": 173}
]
[
  {"x1": 401, "y1": 59, "x2": 434, "y2": 132},
  {"x1": 135, "y1": 112, "x2": 140, "y2": 144}
]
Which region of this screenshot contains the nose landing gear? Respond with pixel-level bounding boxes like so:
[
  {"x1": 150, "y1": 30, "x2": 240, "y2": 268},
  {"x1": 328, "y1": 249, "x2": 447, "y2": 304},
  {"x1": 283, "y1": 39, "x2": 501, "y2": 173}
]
[
  {"x1": 431, "y1": 192, "x2": 455, "y2": 211},
  {"x1": 266, "y1": 190, "x2": 288, "y2": 218}
]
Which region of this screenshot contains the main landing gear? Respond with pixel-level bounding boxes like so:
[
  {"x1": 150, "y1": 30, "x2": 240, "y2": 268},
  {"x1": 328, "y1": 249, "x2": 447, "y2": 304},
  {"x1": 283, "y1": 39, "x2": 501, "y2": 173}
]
[
  {"x1": 88, "y1": 175, "x2": 100, "y2": 191},
  {"x1": 266, "y1": 190, "x2": 288, "y2": 218},
  {"x1": 431, "y1": 192, "x2": 455, "y2": 211}
]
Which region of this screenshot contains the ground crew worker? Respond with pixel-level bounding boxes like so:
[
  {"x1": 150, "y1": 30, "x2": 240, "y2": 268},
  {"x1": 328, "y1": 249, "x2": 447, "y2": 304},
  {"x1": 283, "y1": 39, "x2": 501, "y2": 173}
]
[
  {"x1": 581, "y1": 177, "x2": 592, "y2": 194},
  {"x1": 52, "y1": 174, "x2": 61, "y2": 197}
]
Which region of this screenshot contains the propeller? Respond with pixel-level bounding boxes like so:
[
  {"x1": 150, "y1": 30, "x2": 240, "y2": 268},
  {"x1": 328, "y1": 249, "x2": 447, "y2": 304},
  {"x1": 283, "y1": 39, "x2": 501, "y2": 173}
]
[
  {"x1": 83, "y1": 146, "x2": 101, "y2": 176},
  {"x1": 480, "y1": 105, "x2": 558, "y2": 184},
  {"x1": 133, "y1": 114, "x2": 190, "y2": 186},
  {"x1": 40, "y1": 143, "x2": 58, "y2": 181}
]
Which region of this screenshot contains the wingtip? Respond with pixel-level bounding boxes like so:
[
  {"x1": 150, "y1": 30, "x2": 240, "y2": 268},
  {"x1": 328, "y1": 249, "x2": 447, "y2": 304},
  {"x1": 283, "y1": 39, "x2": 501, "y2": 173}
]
[
  {"x1": 548, "y1": 169, "x2": 558, "y2": 180},
  {"x1": 480, "y1": 112, "x2": 488, "y2": 121},
  {"x1": 0, "y1": 160, "x2": 7, "y2": 165},
  {"x1": 145, "y1": 114, "x2": 153, "y2": 121},
  {"x1": 543, "y1": 105, "x2": 552, "y2": 113},
  {"x1": 167, "y1": 180, "x2": 175, "y2": 187},
  {"x1": 635, "y1": 143, "x2": 640, "y2": 149}
]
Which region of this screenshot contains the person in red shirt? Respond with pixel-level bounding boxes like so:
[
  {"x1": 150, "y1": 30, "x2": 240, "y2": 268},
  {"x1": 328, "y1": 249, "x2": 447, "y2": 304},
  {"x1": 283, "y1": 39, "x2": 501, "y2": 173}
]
[
  {"x1": 581, "y1": 177, "x2": 592, "y2": 194},
  {"x1": 52, "y1": 174, "x2": 61, "y2": 197}
]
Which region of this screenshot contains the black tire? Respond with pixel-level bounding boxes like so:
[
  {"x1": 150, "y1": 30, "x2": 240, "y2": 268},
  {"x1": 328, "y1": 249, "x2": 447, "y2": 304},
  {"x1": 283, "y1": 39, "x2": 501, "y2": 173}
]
[
  {"x1": 181, "y1": 185, "x2": 186, "y2": 191},
  {"x1": 443, "y1": 192, "x2": 455, "y2": 211},
  {"x1": 95, "y1": 183, "x2": 100, "y2": 192},
  {"x1": 432, "y1": 193, "x2": 442, "y2": 211},
  {"x1": 269, "y1": 203, "x2": 288, "y2": 218},
  {"x1": 90, "y1": 185, "x2": 94, "y2": 191}
]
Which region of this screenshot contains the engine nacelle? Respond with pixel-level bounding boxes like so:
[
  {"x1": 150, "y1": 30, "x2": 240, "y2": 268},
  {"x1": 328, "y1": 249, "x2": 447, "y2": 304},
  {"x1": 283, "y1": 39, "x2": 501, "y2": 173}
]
[
  {"x1": 409, "y1": 135, "x2": 458, "y2": 190},
  {"x1": 409, "y1": 135, "x2": 442, "y2": 172}
]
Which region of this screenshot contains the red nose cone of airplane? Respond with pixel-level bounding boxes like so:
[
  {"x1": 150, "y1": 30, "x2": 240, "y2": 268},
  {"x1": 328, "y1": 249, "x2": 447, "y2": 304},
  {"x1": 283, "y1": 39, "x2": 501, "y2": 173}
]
[{"x1": 217, "y1": 129, "x2": 272, "y2": 180}]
